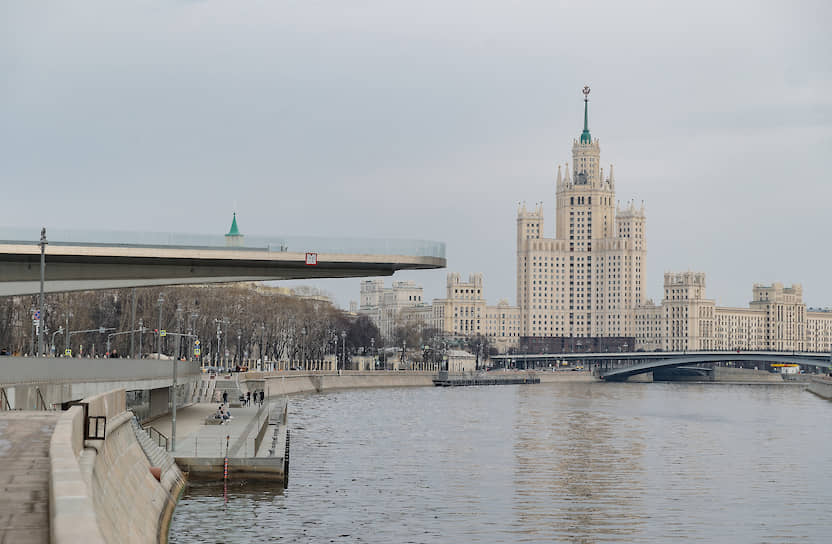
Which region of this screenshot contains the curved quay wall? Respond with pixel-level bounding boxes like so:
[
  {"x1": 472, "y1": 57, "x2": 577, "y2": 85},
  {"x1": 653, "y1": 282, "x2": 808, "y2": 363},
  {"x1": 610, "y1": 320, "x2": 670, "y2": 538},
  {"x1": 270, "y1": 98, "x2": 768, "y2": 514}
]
[
  {"x1": 808, "y1": 376, "x2": 832, "y2": 399},
  {"x1": 50, "y1": 389, "x2": 185, "y2": 544}
]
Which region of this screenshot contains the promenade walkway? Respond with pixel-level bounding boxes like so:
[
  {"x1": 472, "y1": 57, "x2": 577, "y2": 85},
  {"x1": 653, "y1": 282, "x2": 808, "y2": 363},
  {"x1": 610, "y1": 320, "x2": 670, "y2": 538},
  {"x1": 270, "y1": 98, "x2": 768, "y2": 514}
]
[
  {"x1": 150, "y1": 402, "x2": 274, "y2": 459},
  {"x1": 0, "y1": 411, "x2": 60, "y2": 544}
]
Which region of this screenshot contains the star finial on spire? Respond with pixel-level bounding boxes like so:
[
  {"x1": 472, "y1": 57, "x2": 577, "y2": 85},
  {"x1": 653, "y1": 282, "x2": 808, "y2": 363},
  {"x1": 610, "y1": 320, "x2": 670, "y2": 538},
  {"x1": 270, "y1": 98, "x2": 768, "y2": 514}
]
[{"x1": 582, "y1": 85, "x2": 591, "y2": 100}]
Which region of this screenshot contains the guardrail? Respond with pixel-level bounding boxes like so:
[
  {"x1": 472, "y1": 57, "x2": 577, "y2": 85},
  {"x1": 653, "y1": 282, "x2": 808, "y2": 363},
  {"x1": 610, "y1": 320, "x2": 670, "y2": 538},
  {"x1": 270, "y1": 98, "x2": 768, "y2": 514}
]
[
  {"x1": 0, "y1": 227, "x2": 446, "y2": 258},
  {"x1": 145, "y1": 425, "x2": 169, "y2": 451}
]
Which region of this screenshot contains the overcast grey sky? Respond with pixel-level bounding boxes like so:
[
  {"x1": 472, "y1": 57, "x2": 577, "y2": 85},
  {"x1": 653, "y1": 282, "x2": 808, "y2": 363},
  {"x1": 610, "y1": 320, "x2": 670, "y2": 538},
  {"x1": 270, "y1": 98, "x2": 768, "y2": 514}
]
[{"x1": 2, "y1": 1, "x2": 830, "y2": 309}]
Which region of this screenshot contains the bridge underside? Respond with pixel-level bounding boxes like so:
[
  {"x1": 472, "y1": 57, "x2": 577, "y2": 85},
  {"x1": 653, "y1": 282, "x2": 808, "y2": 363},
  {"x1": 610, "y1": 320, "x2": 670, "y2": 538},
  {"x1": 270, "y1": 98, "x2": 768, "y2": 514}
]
[
  {"x1": 0, "y1": 245, "x2": 445, "y2": 296},
  {"x1": 600, "y1": 355, "x2": 830, "y2": 382},
  {"x1": 490, "y1": 351, "x2": 831, "y2": 382}
]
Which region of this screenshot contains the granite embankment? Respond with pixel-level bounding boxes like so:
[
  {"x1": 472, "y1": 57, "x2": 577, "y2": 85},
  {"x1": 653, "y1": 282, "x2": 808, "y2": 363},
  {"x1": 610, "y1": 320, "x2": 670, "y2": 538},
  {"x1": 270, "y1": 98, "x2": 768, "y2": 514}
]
[
  {"x1": 239, "y1": 371, "x2": 435, "y2": 397},
  {"x1": 808, "y1": 376, "x2": 832, "y2": 399},
  {"x1": 50, "y1": 389, "x2": 185, "y2": 544},
  {"x1": 235, "y1": 369, "x2": 596, "y2": 397},
  {"x1": 711, "y1": 367, "x2": 785, "y2": 383}
]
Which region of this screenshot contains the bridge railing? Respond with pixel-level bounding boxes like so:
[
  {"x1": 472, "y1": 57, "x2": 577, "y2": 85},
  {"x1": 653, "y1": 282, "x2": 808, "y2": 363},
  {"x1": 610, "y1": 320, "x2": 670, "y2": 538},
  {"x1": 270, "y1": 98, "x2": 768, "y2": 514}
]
[{"x1": 0, "y1": 228, "x2": 446, "y2": 259}]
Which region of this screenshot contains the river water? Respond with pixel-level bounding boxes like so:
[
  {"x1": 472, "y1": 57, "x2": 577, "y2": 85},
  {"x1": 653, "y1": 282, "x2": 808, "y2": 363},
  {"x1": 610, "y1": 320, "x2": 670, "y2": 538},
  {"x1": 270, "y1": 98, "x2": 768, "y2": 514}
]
[{"x1": 169, "y1": 382, "x2": 832, "y2": 543}]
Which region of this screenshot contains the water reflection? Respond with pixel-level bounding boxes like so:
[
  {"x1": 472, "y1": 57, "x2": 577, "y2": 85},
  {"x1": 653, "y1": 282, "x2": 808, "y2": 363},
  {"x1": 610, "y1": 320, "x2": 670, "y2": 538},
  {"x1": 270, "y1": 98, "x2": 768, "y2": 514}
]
[
  {"x1": 170, "y1": 383, "x2": 832, "y2": 543},
  {"x1": 511, "y1": 383, "x2": 648, "y2": 542}
]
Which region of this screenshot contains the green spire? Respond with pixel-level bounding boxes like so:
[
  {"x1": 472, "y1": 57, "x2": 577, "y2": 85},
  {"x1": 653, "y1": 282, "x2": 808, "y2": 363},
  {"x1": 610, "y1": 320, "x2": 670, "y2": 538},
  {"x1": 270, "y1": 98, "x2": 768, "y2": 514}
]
[
  {"x1": 580, "y1": 85, "x2": 591, "y2": 144},
  {"x1": 226, "y1": 212, "x2": 241, "y2": 237}
]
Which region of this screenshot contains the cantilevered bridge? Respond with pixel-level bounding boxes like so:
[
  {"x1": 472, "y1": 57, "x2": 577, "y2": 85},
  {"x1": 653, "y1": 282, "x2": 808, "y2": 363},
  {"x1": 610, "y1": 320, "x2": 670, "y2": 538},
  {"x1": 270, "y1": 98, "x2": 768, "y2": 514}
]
[
  {"x1": 0, "y1": 228, "x2": 446, "y2": 296},
  {"x1": 491, "y1": 351, "x2": 832, "y2": 382}
]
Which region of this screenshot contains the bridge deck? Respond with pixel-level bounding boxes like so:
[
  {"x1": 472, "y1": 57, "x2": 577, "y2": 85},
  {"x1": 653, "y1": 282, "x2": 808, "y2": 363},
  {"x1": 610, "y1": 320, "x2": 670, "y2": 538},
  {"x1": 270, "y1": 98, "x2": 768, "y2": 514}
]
[{"x1": 0, "y1": 231, "x2": 447, "y2": 295}]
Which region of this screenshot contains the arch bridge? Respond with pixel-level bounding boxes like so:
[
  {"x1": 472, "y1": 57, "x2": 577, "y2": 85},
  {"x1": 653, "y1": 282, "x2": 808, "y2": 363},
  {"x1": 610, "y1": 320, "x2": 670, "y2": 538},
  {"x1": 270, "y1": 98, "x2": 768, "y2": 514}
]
[{"x1": 491, "y1": 351, "x2": 832, "y2": 382}]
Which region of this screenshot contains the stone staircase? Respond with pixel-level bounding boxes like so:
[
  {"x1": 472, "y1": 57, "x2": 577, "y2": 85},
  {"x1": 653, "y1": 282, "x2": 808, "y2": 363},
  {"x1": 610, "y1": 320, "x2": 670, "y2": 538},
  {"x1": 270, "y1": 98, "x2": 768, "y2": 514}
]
[
  {"x1": 130, "y1": 416, "x2": 175, "y2": 475},
  {"x1": 213, "y1": 377, "x2": 244, "y2": 405},
  {"x1": 198, "y1": 377, "x2": 217, "y2": 403}
]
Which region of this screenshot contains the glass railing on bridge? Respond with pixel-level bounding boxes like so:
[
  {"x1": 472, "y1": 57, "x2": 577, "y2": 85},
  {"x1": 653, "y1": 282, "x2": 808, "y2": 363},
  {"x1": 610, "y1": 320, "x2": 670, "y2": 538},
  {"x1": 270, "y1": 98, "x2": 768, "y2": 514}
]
[{"x1": 0, "y1": 227, "x2": 446, "y2": 259}]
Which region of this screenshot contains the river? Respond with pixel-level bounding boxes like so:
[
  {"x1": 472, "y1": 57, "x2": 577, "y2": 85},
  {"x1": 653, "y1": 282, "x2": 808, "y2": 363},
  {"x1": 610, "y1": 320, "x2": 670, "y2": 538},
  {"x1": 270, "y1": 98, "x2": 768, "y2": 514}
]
[{"x1": 169, "y1": 382, "x2": 832, "y2": 543}]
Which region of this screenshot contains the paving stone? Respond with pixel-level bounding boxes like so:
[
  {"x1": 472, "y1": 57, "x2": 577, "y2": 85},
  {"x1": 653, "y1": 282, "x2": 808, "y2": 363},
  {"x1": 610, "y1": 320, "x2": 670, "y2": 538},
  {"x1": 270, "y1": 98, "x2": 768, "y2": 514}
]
[{"x1": 0, "y1": 412, "x2": 60, "y2": 544}]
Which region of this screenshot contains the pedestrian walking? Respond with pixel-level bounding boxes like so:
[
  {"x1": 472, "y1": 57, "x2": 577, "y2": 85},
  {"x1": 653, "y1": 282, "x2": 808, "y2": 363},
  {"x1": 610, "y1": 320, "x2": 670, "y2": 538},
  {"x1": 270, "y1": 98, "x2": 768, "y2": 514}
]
[
  {"x1": 222, "y1": 390, "x2": 228, "y2": 404},
  {"x1": 259, "y1": 390, "x2": 264, "y2": 406},
  {"x1": 246, "y1": 391, "x2": 251, "y2": 406}
]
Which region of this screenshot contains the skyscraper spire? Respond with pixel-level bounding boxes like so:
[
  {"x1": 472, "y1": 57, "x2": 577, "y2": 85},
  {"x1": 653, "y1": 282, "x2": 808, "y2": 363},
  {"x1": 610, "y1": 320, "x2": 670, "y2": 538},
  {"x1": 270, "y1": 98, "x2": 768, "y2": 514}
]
[{"x1": 580, "y1": 85, "x2": 591, "y2": 144}]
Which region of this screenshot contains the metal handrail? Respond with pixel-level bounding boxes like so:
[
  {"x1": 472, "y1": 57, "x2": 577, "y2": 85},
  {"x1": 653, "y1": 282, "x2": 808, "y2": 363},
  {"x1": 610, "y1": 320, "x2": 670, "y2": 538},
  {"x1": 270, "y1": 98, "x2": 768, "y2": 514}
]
[
  {"x1": 145, "y1": 426, "x2": 169, "y2": 451},
  {"x1": 35, "y1": 387, "x2": 49, "y2": 410},
  {"x1": 0, "y1": 388, "x2": 10, "y2": 411}
]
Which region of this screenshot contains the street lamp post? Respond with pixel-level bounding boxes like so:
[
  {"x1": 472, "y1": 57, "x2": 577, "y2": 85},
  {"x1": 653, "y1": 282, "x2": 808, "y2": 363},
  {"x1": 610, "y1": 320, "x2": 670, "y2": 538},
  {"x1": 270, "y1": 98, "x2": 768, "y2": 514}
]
[
  {"x1": 216, "y1": 320, "x2": 222, "y2": 368},
  {"x1": 37, "y1": 228, "x2": 47, "y2": 357},
  {"x1": 370, "y1": 337, "x2": 375, "y2": 372},
  {"x1": 187, "y1": 311, "x2": 199, "y2": 363},
  {"x1": 175, "y1": 305, "x2": 183, "y2": 361},
  {"x1": 237, "y1": 330, "x2": 242, "y2": 369},
  {"x1": 156, "y1": 294, "x2": 165, "y2": 359},
  {"x1": 301, "y1": 327, "x2": 307, "y2": 371},
  {"x1": 260, "y1": 324, "x2": 266, "y2": 371},
  {"x1": 214, "y1": 318, "x2": 228, "y2": 370},
  {"x1": 51, "y1": 327, "x2": 63, "y2": 357},
  {"x1": 138, "y1": 319, "x2": 144, "y2": 359},
  {"x1": 341, "y1": 330, "x2": 347, "y2": 372},
  {"x1": 64, "y1": 311, "x2": 72, "y2": 355},
  {"x1": 129, "y1": 288, "x2": 137, "y2": 359}
]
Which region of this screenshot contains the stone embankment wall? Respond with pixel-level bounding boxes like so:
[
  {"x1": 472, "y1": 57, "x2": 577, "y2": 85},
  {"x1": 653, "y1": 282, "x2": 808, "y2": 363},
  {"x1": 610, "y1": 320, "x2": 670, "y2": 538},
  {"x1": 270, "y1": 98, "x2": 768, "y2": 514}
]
[
  {"x1": 241, "y1": 371, "x2": 435, "y2": 397},
  {"x1": 537, "y1": 371, "x2": 596, "y2": 383},
  {"x1": 50, "y1": 389, "x2": 185, "y2": 544},
  {"x1": 808, "y1": 376, "x2": 832, "y2": 399},
  {"x1": 239, "y1": 370, "x2": 596, "y2": 397},
  {"x1": 50, "y1": 404, "x2": 103, "y2": 543},
  {"x1": 712, "y1": 367, "x2": 784, "y2": 383}
]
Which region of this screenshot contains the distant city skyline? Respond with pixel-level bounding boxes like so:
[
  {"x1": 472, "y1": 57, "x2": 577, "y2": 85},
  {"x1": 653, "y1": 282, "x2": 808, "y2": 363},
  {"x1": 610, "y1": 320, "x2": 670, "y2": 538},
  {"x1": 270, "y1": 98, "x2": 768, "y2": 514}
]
[{"x1": 3, "y1": 1, "x2": 830, "y2": 310}]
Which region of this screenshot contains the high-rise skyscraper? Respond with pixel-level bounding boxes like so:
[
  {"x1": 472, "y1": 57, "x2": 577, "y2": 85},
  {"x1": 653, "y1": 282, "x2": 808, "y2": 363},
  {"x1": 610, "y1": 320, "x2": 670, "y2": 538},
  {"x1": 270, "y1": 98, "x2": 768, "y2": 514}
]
[{"x1": 517, "y1": 87, "x2": 646, "y2": 338}]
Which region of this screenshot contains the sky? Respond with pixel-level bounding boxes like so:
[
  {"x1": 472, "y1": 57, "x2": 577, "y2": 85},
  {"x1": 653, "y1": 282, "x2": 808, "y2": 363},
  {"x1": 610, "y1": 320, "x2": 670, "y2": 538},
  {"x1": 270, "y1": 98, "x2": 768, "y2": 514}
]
[{"x1": 2, "y1": 1, "x2": 831, "y2": 310}]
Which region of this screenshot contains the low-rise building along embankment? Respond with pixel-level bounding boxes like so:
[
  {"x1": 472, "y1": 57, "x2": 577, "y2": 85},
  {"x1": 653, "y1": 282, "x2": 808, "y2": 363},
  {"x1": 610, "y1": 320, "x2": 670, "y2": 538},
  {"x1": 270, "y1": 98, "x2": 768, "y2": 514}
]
[
  {"x1": 50, "y1": 389, "x2": 185, "y2": 544},
  {"x1": 808, "y1": 376, "x2": 832, "y2": 399}
]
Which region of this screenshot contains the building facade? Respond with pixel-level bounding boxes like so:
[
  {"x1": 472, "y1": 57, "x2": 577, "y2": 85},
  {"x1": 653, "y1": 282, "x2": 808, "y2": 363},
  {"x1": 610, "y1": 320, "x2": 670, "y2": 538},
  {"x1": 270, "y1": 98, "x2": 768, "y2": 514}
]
[
  {"x1": 517, "y1": 88, "x2": 646, "y2": 339},
  {"x1": 634, "y1": 273, "x2": 832, "y2": 352},
  {"x1": 432, "y1": 273, "x2": 487, "y2": 337},
  {"x1": 358, "y1": 279, "x2": 429, "y2": 341},
  {"x1": 431, "y1": 273, "x2": 522, "y2": 353},
  {"x1": 484, "y1": 300, "x2": 521, "y2": 353}
]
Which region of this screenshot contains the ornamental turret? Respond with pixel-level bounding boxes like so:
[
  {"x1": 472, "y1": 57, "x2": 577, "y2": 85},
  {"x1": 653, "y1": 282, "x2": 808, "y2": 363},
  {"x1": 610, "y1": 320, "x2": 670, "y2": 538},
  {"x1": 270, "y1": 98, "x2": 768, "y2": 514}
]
[{"x1": 225, "y1": 212, "x2": 244, "y2": 247}]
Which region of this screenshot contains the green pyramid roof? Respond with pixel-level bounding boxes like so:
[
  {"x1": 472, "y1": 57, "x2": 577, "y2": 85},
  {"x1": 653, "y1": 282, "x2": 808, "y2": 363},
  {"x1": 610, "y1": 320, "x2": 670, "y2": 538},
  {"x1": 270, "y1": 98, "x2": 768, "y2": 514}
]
[{"x1": 225, "y1": 212, "x2": 242, "y2": 237}]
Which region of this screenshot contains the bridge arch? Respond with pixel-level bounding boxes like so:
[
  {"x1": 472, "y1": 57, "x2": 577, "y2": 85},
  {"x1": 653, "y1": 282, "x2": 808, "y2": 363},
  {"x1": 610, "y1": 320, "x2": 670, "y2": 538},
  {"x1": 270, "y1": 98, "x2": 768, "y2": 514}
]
[{"x1": 599, "y1": 353, "x2": 831, "y2": 382}]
